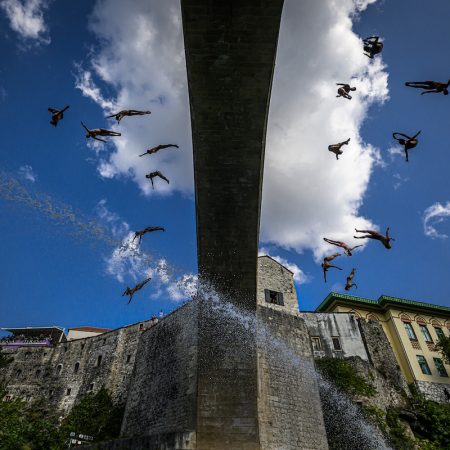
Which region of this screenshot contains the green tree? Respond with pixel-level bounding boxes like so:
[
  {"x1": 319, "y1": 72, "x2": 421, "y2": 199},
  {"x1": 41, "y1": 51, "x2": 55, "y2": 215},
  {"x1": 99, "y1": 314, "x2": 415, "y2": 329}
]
[
  {"x1": 0, "y1": 385, "x2": 60, "y2": 450},
  {"x1": 435, "y1": 335, "x2": 450, "y2": 364},
  {"x1": 59, "y1": 388, "x2": 124, "y2": 443}
]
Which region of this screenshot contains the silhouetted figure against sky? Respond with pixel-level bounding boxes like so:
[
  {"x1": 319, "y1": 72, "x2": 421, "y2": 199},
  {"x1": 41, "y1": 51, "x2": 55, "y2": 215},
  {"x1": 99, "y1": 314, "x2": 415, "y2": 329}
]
[
  {"x1": 328, "y1": 138, "x2": 350, "y2": 160},
  {"x1": 139, "y1": 144, "x2": 179, "y2": 157},
  {"x1": 122, "y1": 277, "x2": 151, "y2": 304},
  {"x1": 133, "y1": 226, "x2": 165, "y2": 244},
  {"x1": 145, "y1": 171, "x2": 170, "y2": 189},
  {"x1": 354, "y1": 227, "x2": 394, "y2": 249},
  {"x1": 405, "y1": 80, "x2": 450, "y2": 96},
  {"x1": 323, "y1": 238, "x2": 363, "y2": 256},
  {"x1": 393, "y1": 131, "x2": 421, "y2": 162},
  {"x1": 106, "y1": 110, "x2": 151, "y2": 123},
  {"x1": 48, "y1": 106, "x2": 69, "y2": 127},
  {"x1": 321, "y1": 253, "x2": 342, "y2": 283},
  {"x1": 363, "y1": 36, "x2": 383, "y2": 58},
  {"x1": 336, "y1": 83, "x2": 356, "y2": 100},
  {"x1": 81, "y1": 122, "x2": 121, "y2": 143},
  {"x1": 345, "y1": 268, "x2": 357, "y2": 291}
]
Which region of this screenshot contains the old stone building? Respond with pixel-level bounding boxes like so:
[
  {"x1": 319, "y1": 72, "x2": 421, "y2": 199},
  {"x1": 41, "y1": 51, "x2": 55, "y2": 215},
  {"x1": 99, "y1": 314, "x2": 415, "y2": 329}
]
[{"x1": 0, "y1": 256, "x2": 444, "y2": 449}]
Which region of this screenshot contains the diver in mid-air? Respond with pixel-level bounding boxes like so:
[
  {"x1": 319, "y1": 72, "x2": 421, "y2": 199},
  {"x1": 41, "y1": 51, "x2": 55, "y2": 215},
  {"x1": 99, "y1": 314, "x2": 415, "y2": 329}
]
[
  {"x1": 48, "y1": 106, "x2": 70, "y2": 127},
  {"x1": 354, "y1": 227, "x2": 394, "y2": 249},
  {"x1": 81, "y1": 122, "x2": 121, "y2": 143},
  {"x1": 392, "y1": 131, "x2": 421, "y2": 162},
  {"x1": 322, "y1": 253, "x2": 342, "y2": 283},
  {"x1": 106, "y1": 110, "x2": 151, "y2": 123},
  {"x1": 345, "y1": 268, "x2": 357, "y2": 291},
  {"x1": 122, "y1": 277, "x2": 152, "y2": 304},
  {"x1": 336, "y1": 83, "x2": 356, "y2": 100},
  {"x1": 133, "y1": 226, "x2": 165, "y2": 245},
  {"x1": 328, "y1": 138, "x2": 350, "y2": 160},
  {"x1": 363, "y1": 36, "x2": 383, "y2": 58},
  {"x1": 323, "y1": 238, "x2": 363, "y2": 256},
  {"x1": 145, "y1": 171, "x2": 170, "y2": 189},
  {"x1": 139, "y1": 144, "x2": 179, "y2": 157},
  {"x1": 405, "y1": 80, "x2": 450, "y2": 96}
]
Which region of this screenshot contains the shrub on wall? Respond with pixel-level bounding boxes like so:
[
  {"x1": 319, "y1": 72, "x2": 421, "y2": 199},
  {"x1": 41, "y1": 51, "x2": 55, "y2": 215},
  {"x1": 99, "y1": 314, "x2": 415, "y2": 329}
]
[
  {"x1": 316, "y1": 357, "x2": 377, "y2": 397},
  {"x1": 435, "y1": 336, "x2": 450, "y2": 364}
]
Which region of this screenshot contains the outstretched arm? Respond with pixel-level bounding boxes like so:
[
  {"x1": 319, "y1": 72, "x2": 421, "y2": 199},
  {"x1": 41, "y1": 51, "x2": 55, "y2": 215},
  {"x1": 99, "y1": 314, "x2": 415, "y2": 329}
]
[
  {"x1": 328, "y1": 265, "x2": 342, "y2": 270},
  {"x1": 412, "y1": 130, "x2": 421, "y2": 139},
  {"x1": 80, "y1": 122, "x2": 90, "y2": 132},
  {"x1": 421, "y1": 89, "x2": 439, "y2": 95},
  {"x1": 61, "y1": 105, "x2": 70, "y2": 113},
  {"x1": 93, "y1": 136, "x2": 107, "y2": 143},
  {"x1": 105, "y1": 113, "x2": 118, "y2": 118}
]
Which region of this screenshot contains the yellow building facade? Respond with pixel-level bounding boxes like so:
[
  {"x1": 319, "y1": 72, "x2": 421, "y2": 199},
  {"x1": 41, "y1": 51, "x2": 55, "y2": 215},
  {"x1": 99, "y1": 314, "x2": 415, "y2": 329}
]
[{"x1": 316, "y1": 293, "x2": 450, "y2": 402}]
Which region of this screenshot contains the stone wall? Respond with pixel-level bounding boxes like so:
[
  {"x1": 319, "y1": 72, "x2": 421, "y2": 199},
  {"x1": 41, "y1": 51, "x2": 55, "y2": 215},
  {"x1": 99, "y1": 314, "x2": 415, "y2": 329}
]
[
  {"x1": 120, "y1": 302, "x2": 197, "y2": 438},
  {"x1": 257, "y1": 306, "x2": 329, "y2": 450},
  {"x1": 300, "y1": 312, "x2": 368, "y2": 361},
  {"x1": 358, "y1": 319, "x2": 410, "y2": 396},
  {"x1": 257, "y1": 256, "x2": 299, "y2": 315},
  {"x1": 415, "y1": 380, "x2": 450, "y2": 403},
  {"x1": 0, "y1": 317, "x2": 157, "y2": 414}
]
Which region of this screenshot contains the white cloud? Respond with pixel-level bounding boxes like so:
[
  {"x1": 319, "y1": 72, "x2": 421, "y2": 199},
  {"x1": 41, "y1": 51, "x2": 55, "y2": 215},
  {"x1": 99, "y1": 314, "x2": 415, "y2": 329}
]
[
  {"x1": 18, "y1": 164, "x2": 37, "y2": 182},
  {"x1": 260, "y1": 0, "x2": 389, "y2": 261},
  {"x1": 259, "y1": 248, "x2": 310, "y2": 285},
  {"x1": 423, "y1": 202, "x2": 450, "y2": 239},
  {"x1": 387, "y1": 145, "x2": 404, "y2": 159},
  {"x1": 80, "y1": 0, "x2": 387, "y2": 262},
  {"x1": 74, "y1": 0, "x2": 193, "y2": 196},
  {"x1": 98, "y1": 201, "x2": 197, "y2": 302},
  {"x1": 0, "y1": 0, "x2": 50, "y2": 44},
  {"x1": 392, "y1": 173, "x2": 408, "y2": 190}
]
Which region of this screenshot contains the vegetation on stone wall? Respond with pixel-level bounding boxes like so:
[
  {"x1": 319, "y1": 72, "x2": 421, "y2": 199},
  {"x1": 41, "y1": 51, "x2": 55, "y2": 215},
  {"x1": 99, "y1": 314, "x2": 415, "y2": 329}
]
[
  {"x1": 315, "y1": 357, "x2": 377, "y2": 397},
  {"x1": 0, "y1": 386, "x2": 123, "y2": 450},
  {"x1": 0, "y1": 351, "x2": 13, "y2": 369},
  {"x1": 436, "y1": 335, "x2": 450, "y2": 364}
]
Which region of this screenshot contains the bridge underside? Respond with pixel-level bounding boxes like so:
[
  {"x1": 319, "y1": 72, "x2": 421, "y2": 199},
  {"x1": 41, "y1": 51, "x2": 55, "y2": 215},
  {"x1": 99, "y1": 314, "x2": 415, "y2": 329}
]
[{"x1": 181, "y1": 1, "x2": 284, "y2": 449}]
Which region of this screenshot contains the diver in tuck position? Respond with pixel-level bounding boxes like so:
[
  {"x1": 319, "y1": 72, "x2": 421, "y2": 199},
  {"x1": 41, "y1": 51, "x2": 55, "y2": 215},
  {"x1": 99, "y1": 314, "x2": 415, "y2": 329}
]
[
  {"x1": 363, "y1": 36, "x2": 383, "y2": 58},
  {"x1": 354, "y1": 227, "x2": 394, "y2": 249},
  {"x1": 48, "y1": 105, "x2": 70, "y2": 126},
  {"x1": 328, "y1": 138, "x2": 350, "y2": 160},
  {"x1": 392, "y1": 131, "x2": 421, "y2": 162},
  {"x1": 336, "y1": 83, "x2": 356, "y2": 100}
]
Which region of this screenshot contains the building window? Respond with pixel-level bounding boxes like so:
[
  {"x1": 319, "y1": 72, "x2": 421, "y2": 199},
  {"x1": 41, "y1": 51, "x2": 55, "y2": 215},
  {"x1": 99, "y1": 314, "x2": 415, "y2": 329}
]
[
  {"x1": 88, "y1": 383, "x2": 94, "y2": 392},
  {"x1": 419, "y1": 324, "x2": 433, "y2": 343},
  {"x1": 56, "y1": 364, "x2": 63, "y2": 375},
  {"x1": 139, "y1": 323, "x2": 144, "y2": 331},
  {"x1": 434, "y1": 327, "x2": 445, "y2": 341},
  {"x1": 74, "y1": 362, "x2": 80, "y2": 374},
  {"x1": 66, "y1": 388, "x2": 71, "y2": 395},
  {"x1": 35, "y1": 369, "x2": 41, "y2": 378},
  {"x1": 311, "y1": 337, "x2": 322, "y2": 351},
  {"x1": 15, "y1": 369, "x2": 22, "y2": 378},
  {"x1": 433, "y1": 358, "x2": 448, "y2": 377},
  {"x1": 264, "y1": 289, "x2": 284, "y2": 306},
  {"x1": 81, "y1": 343, "x2": 85, "y2": 350},
  {"x1": 64, "y1": 346, "x2": 68, "y2": 353},
  {"x1": 49, "y1": 389, "x2": 54, "y2": 396},
  {"x1": 96, "y1": 355, "x2": 102, "y2": 367},
  {"x1": 126, "y1": 355, "x2": 131, "y2": 363},
  {"x1": 417, "y1": 355, "x2": 432, "y2": 375},
  {"x1": 103, "y1": 338, "x2": 106, "y2": 345},
  {"x1": 332, "y1": 337, "x2": 342, "y2": 351},
  {"x1": 404, "y1": 322, "x2": 417, "y2": 340}
]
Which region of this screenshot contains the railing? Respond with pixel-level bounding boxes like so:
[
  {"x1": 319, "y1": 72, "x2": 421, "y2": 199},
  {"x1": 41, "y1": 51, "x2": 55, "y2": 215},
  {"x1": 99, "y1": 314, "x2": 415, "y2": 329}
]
[{"x1": 0, "y1": 338, "x2": 53, "y2": 348}]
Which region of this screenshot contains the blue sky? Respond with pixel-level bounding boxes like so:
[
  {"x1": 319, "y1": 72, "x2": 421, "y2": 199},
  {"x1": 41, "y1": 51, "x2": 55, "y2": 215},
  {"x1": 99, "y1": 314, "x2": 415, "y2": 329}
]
[{"x1": 1, "y1": 0, "x2": 450, "y2": 332}]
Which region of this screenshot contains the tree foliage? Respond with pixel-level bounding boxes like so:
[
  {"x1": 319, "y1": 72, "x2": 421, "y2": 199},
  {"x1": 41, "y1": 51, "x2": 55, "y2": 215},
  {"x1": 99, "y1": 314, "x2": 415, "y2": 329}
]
[
  {"x1": 435, "y1": 335, "x2": 450, "y2": 364},
  {"x1": 316, "y1": 357, "x2": 377, "y2": 397},
  {"x1": 0, "y1": 386, "x2": 123, "y2": 450},
  {"x1": 0, "y1": 352, "x2": 13, "y2": 369}
]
